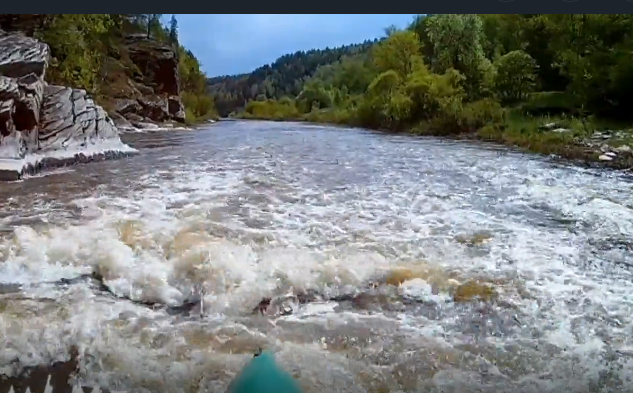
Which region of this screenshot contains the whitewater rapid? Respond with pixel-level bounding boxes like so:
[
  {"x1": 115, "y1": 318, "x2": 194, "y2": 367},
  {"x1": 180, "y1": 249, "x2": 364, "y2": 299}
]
[{"x1": 0, "y1": 120, "x2": 632, "y2": 392}]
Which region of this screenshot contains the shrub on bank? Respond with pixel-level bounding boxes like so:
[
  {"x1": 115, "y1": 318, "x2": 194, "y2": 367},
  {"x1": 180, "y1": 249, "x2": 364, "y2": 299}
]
[
  {"x1": 241, "y1": 99, "x2": 302, "y2": 121},
  {"x1": 182, "y1": 91, "x2": 218, "y2": 125}
]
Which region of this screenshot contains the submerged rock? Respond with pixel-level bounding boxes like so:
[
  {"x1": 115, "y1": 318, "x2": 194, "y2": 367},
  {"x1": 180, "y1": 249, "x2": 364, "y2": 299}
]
[{"x1": 452, "y1": 280, "x2": 498, "y2": 303}]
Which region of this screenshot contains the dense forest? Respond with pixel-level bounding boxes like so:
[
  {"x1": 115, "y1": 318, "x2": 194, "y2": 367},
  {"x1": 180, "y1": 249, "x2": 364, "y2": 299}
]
[
  {"x1": 0, "y1": 14, "x2": 217, "y2": 123},
  {"x1": 216, "y1": 14, "x2": 633, "y2": 162},
  {"x1": 207, "y1": 40, "x2": 378, "y2": 116}
]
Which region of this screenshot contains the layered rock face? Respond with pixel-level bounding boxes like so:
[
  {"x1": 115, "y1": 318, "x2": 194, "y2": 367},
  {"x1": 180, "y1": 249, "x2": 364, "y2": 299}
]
[
  {"x1": 0, "y1": 29, "x2": 134, "y2": 181},
  {"x1": 109, "y1": 34, "x2": 186, "y2": 129}
]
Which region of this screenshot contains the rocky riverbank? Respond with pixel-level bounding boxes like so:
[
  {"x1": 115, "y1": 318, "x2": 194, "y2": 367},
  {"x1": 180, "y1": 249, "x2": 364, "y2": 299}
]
[
  {"x1": 236, "y1": 111, "x2": 633, "y2": 172},
  {"x1": 570, "y1": 128, "x2": 633, "y2": 168},
  {"x1": 104, "y1": 33, "x2": 187, "y2": 131},
  {"x1": 0, "y1": 29, "x2": 133, "y2": 181},
  {"x1": 483, "y1": 120, "x2": 633, "y2": 171},
  {"x1": 0, "y1": 25, "x2": 193, "y2": 182}
]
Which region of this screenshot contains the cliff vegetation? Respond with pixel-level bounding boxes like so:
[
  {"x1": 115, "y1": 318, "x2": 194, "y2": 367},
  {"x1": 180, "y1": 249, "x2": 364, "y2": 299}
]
[{"x1": 0, "y1": 14, "x2": 218, "y2": 126}]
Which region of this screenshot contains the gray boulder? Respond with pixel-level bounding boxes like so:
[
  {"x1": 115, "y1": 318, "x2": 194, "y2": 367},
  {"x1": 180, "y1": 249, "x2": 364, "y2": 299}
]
[{"x1": 0, "y1": 29, "x2": 134, "y2": 181}]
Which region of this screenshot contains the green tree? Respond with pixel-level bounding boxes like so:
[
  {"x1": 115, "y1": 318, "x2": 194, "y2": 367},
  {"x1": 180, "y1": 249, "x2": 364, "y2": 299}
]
[
  {"x1": 423, "y1": 14, "x2": 489, "y2": 99},
  {"x1": 296, "y1": 81, "x2": 332, "y2": 112},
  {"x1": 221, "y1": 12, "x2": 633, "y2": 127},
  {"x1": 362, "y1": 70, "x2": 411, "y2": 129},
  {"x1": 169, "y1": 15, "x2": 178, "y2": 44},
  {"x1": 35, "y1": 14, "x2": 115, "y2": 92},
  {"x1": 372, "y1": 30, "x2": 423, "y2": 78},
  {"x1": 384, "y1": 25, "x2": 399, "y2": 37},
  {"x1": 145, "y1": 14, "x2": 162, "y2": 38},
  {"x1": 405, "y1": 67, "x2": 466, "y2": 128},
  {"x1": 493, "y1": 50, "x2": 538, "y2": 104},
  {"x1": 312, "y1": 55, "x2": 375, "y2": 94},
  {"x1": 544, "y1": 14, "x2": 633, "y2": 117}
]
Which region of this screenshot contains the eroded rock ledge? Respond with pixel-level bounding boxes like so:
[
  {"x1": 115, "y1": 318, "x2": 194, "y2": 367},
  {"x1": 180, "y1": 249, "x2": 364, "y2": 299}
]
[
  {"x1": 106, "y1": 33, "x2": 187, "y2": 131},
  {"x1": 0, "y1": 29, "x2": 135, "y2": 182}
]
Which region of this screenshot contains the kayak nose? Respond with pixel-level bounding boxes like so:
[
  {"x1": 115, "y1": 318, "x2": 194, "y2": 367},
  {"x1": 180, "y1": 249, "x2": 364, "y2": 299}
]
[{"x1": 226, "y1": 350, "x2": 304, "y2": 393}]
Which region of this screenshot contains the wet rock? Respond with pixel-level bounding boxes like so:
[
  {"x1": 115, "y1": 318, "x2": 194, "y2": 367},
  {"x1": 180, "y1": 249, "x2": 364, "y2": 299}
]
[
  {"x1": 42, "y1": 272, "x2": 191, "y2": 315},
  {"x1": 124, "y1": 112, "x2": 144, "y2": 124},
  {"x1": 342, "y1": 292, "x2": 402, "y2": 312},
  {"x1": 253, "y1": 297, "x2": 272, "y2": 314},
  {"x1": 0, "y1": 74, "x2": 43, "y2": 137},
  {"x1": 600, "y1": 144, "x2": 613, "y2": 153},
  {"x1": 599, "y1": 154, "x2": 614, "y2": 161},
  {"x1": 109, "y1": 112, "x2": 135, "y2": 131},
  {"x1": 252, "y1": 280, "x2": 446, "y2": 319},
  {"x1": 383, "y1": 268, "x2": 418, "y2": 286},
  {"x1": 296, "y1": 289, "x2": 322, "y2": 304},
  {"x1": 455, "y1": 231, "x2": 493, "y2": 246},
  {"x1": 137, "y1": 96, "x2": 170, "y2": 122},
  {"x1": 166, "y1": 284, "x2": 206, "y2": 316},
  {"x1": 0, "y1": 29, "x2": 133, "y2": 181},
  {"x1": 615, "y1": 145, "x2": 632, "y2": 153},
  {"x1": 452, "y1": 280, "x2": 497, "y2": 303},
  {"x1": 38, "y1": 85, "x2": 120, "y2": 152},
  {"x1": 133, "y1": 121, "x2": 160, "y2": 130},
  {"x1": 253, "y1": 293, "x2": 300, "y2": 317},
  {"x1": 114, "y1": 98, "x2": 141, "y2": 116},
  {"x1": 168, "y1": 95, "x2": 185, "y2": 122}
]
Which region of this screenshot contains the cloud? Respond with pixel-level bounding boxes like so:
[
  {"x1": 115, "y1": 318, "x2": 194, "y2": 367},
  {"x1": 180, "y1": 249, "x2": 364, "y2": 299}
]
[{"x1": 169, "y1": 14, "x2": 417, "y2": 77}]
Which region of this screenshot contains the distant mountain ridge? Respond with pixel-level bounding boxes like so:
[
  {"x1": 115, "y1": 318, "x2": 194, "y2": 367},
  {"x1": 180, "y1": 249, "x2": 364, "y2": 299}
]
[{"x1": 206, "y1": 39, "x2": 379, "y2": 116}]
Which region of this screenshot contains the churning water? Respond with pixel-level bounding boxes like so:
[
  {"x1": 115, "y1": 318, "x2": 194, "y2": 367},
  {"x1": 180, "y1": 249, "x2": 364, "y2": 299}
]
[{"x1": 1, "y1": 120, "x2": 633, "y2": 393}]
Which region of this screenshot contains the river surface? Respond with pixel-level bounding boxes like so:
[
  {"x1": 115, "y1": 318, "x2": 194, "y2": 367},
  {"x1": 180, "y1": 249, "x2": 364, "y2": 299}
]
[{"x1": 1, "y1": 120, "x2": 633, "y2": 393}]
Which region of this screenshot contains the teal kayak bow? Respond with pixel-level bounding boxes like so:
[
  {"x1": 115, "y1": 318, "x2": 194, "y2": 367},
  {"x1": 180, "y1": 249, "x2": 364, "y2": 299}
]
[{"x1": 226, "y1": 350, "x2": 304, "y2": 393}]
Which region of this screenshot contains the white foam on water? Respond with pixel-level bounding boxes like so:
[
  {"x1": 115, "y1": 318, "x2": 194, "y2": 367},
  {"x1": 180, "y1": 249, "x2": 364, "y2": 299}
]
[
  {"x1": 0, "y1": 139, "x2": 137, "y2": 176},
  {"x1": 121, "y1": 125, "x2": 194, "y2": 133},
  {"x1": 1, "y1": 122, "x2": 633, "y2": 391}
]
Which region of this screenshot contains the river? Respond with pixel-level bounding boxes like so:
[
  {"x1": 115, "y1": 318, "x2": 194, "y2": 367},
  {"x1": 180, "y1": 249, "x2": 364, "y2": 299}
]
[{"x1": 0, "y1": 120, "x2": 632, "y2": 393}]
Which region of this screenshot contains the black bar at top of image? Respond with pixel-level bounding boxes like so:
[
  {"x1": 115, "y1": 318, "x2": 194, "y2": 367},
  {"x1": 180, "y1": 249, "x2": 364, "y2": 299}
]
[{"x1": 1, "y1": 2, "x2": 633, "y2": 13}]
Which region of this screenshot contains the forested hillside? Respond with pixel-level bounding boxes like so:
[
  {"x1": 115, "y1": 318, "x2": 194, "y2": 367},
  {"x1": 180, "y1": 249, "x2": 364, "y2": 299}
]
[
  {"x1": 207, "y1": 39, "x2": 378, "y2": 116},
  {"x1": 232, "y1": 14, "x2": 633, "y2": 166},
  {"x1": 0, "y1": 14, "x2": 217, "y2": 123}
]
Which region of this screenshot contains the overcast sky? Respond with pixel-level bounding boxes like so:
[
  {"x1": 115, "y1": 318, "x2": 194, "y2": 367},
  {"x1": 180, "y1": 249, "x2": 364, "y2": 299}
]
[{"x1": 169, "y1": 14, "x2": 417, "y2": 77}]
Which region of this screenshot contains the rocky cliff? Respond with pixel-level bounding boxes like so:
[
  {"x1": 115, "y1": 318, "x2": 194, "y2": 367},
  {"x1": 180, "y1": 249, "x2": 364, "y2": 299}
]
[
  {"x1": 102, "y1": 33, "x2": 187, "y2": 130},
  {"x1": 0, "y1": 25, "x2": 190, "y2": 181},
  {"x1": 0, "y1": 29, "x2": 136, "y2": 181}
]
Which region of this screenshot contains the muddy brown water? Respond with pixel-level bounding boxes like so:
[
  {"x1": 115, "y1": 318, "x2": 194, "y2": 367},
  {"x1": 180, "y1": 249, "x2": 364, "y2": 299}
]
[{"x1": 1, "y1": 120, "x2": 633, "y2": 392}]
